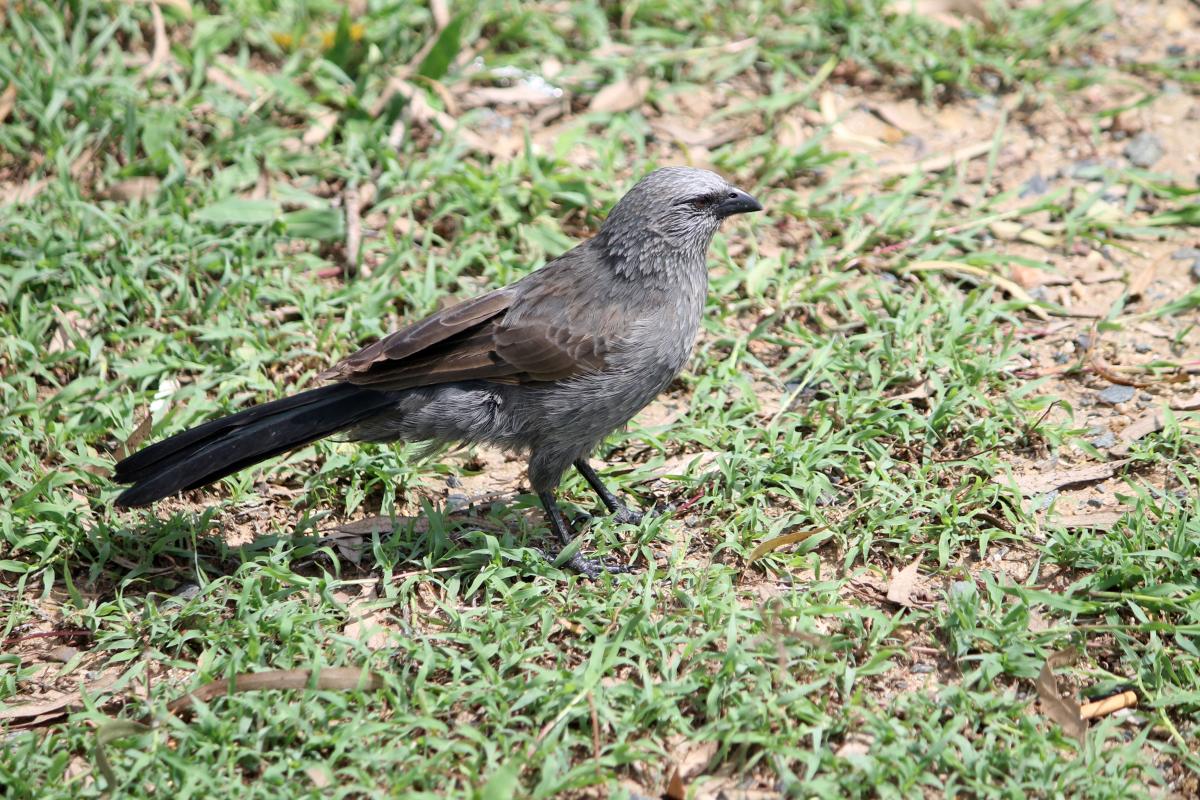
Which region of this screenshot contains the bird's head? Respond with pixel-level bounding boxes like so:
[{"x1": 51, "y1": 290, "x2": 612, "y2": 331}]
[{"x1": 598, "y1": 167, "x2": 762, "y2": 278}]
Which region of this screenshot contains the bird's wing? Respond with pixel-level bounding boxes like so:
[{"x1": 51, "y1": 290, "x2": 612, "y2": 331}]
[{"x1": 322, "y1": 266, "x2": 613, "y2": 391}]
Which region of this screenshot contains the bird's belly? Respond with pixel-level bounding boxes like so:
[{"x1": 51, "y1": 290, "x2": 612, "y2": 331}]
[{"x1": 527, "y1": 326, "x2": 694, "y2": 446}]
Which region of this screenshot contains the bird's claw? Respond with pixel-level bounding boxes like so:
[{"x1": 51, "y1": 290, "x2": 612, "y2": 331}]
[
  {"x1": 611, "y1": 505, "x2": 644, "y2": 525},
  {"x1": 563, "y1": 551, "x2": 634, "y2": 579},
  {"x1": 537, "y1": 547, "x2": 633, "y2": 579}
]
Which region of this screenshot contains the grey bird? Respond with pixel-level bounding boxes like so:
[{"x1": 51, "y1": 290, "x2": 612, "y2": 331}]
[{"x1": 113, "y1": 167, "x2": 763, "y2": 576}]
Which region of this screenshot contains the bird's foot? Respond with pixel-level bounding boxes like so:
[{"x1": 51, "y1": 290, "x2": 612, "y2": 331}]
[
  {"x1": 614, "y1": 500, "x2": 682, "y2": 524},
  {"x1": 562, "y1": 551, "x2": 634, "y2": 579},
  {"x1": 571, "y1": 504, "x2": 643, "y2": 528},
  {"x1": 611, "y1": 505, "x2": 644, "y2": 525},
  {"x1": 537, "y1": 547, "x2": 633, "y2": 579}
]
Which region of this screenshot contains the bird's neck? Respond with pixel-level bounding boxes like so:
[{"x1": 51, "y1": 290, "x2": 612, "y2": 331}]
[{"x1": 596, "y1": 228, "x2": 714, "y2": 288}]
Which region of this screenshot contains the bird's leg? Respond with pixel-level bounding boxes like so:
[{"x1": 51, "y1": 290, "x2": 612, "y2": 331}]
[
  {"x1": 537, "y1": 490, "x2": 631, "y2": 578},
  {"x1": 573, "y1": 459, "x2": 643, "y2": 525}
]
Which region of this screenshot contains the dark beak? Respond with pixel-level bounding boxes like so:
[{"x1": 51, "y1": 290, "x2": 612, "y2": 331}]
[{"x1": 715, "y1": 188, "x2": 763, "y2": 218}]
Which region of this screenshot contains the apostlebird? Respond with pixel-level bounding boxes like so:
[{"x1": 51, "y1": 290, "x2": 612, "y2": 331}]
[{"x1": 113, "y1": 167, "x2": 763, "y2": 576}]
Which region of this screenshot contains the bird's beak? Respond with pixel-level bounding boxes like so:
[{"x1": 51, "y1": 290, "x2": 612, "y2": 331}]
[{"x1": 715, "y1": 188, "x2": 763, "y2": 218}]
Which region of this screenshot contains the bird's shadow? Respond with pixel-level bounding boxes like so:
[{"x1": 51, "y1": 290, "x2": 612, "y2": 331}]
[{"x1": 84, "y1": 493, "x2": 579, "y2": 597}]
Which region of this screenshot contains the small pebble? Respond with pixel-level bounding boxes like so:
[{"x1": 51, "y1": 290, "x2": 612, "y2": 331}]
[
  {"x1": 1088, "y1": 430, "x2": 1116, "y2": 449},
  {"x1": 1167, "y1": 44, "x2": 1187, "y2": 57},
  {"x1": 1191, "y1": 260, "x2": 1200, "y2": 282},
  {"x1": 1086, "y1": 498, "x2": 1104, "y2": 508},
  {"x1": 912, "y1": 663, "x2": 936, "y2": 674},
  {"x1": 1070, "y1": 159, "x2": 1100, "y2": 179},
  {"x1": 1035, "y1": 490, "x2": 1060, "y2": 511},
  {"x1": 445, "y1": 475, "x2": 462, "y2": 488},
  {"x1": 1020, "y1": 173, "x2": 1050, "y2": 198},
  {"x1": 1171, "y1": 247, "x2": 1200, "y2": 260},
  {"x1": 1075, "y1": 333, "x2": 1092, "y2": 351},
  {"x1": 1097, "y1": 384, "x2": 1136, "y2": 405},
  {"x1": 1053, "y1": 352, "x2": 1071, "y2": 364},
  {"x1": 1123, "y1": 133, "x2": 1165, "y2": 169},
  {"x1": 173, "y1": 583, "x2": 201, "y2": 601},
  {"x1": 446, "y1": 493, "x2": 470, "y2": 512},
  {"x1": 48, "y1": 646, "x2": 79, "y2": 663},
  {"x1": 900, "y1": 135, "x2": 926, "y2": 155}
]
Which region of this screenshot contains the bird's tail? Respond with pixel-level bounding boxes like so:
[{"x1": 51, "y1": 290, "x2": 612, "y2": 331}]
[{"x1": 114, "y1": 383, "x2": 395, "y2": 507}]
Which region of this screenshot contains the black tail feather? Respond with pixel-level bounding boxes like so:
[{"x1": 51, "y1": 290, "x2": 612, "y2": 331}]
[{"x1": 114, "y1": 383, "x2": 394, "y2": 507}]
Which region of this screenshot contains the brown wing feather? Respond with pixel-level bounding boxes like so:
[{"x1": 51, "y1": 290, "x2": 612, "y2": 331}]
[
  {"x1": 321, "y1": 246, "x2": 616, "y2": 391},
  {"x1": 320, "y1": 289, "x2": 515, "y2": 382},
  {"x1": 492, "y1": 321, "x2": 608, "y2": 380}
]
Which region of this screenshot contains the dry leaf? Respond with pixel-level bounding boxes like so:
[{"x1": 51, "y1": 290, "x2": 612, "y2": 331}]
[
  {"x1": 155, "y1": 0, "x2": 192, "y2": 16},
  {"x1": 1126, "y1": 254, "x2": 1161, "y2": 299},
  {"x1": 462, "y1": 85, "x2": 562, "y2": 110},
  {"x1": 306, "y1": 766, "x2": 333, "y2": 789},
  {"x1": 747, "y1": 528, "x2": 825, "y2": 565},
  {"x1": 589, "y1": 77, "x2": 650, "y2": 114},
  {"x1": 139, "y1": 1, "x2": 168, "y2": 83},
  {"x1": 1171, "y1": 392, "x2": 1200, "y2": 411},
  {"x1": 835, "y1": 732, "x2": 875, "y2": 758},
  {"x1": 874, "y1": 139, "x2": 996, "y2": 178},
  {"x1": 1110, "y1": 411, "x2": 1165, "y2": 456},
  {"x1": 868, "y1": 99, "x2": 927, "y2": 134},
  {"x1": 1004, "y1": 459, "x2": 1132, "y2": 496},
  {"x1": 1008, "y1": 262, "x2": 1070, "y2": 289},
  {"x1": 0, "y1": 82, "x2": 16, "y2": 124},
  {"x1": 649, "y1": 450, "x2": 720, "y2": 480},
  {"x1": 653, "y1": 116, "x2": 719, "y2": 148},
  {"x1": 165, "y1": 667, "x2": 384, "y2": 718},
  {"x1": 991, "y1": 223, "x2": 1062, "y2": 252},
  {"x1": 664, "y1": 765, "x2": 686, "y2": 800},
  {"x1": 904, "y1": 261, "x2": 1050, "y2": 321},
  {"x1": 1047, "y1": 511, "x2": 1125, "y2": 530},
  {"x1": 335, "y1": 516, "x2": 397, "y2": 536},
  {"x1": 303, "y1": 109, "x2": 339, "y2": 146},
  {"x1": 324, "y1": 516, "x2": 398, "y2": 564},
  {"x1": 674, "y1": 740, "x2": 718, "y2": 781},
  {"x1": 889, "y1": 380, "x2": 932, "y2": 402},
  {"x1": 1035, "y1": 648, "x2": 1085, "y2": 743},
  {"x1": 0, "y1": 178, "x2": 49, "y2": 207},
  {"x1": 205, "y1": 65, "x2": 256, "y2": 99},
  {"x1": 820, "y1": 91, "x2": 885, "y2": 150},
  {"x1": 372, "y1": 78, "x2": 490, "y2": 153},
  {"x1": 115, "y1": 415, "x2": 153, "y2": 462},
  {"x1": 907, "y1": 0, "x2": 991, "y2": 29},
  {"x1": 886, "y1": 556, "x2": 923, "y2": 606},
  {"x1": 430, "y1": 0, "x2": 449, "y2": 29},
  {"x1": 101, "y1": 177, "x2": 160, "y2": 201},
  {"x1": 344, "y1": 591, "x2": 393, "y2": 651},
  {"x1": 0, "y1": 669, "x2": 122, "y2": 722},
  {"x1": 47, "y1": 307, "x2": 85, "y2": 354},
  {"x1": 1164, "y1": 5, "x2": 1190, "y2": 32}
]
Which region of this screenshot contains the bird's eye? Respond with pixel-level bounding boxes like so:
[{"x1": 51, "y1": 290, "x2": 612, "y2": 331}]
[{"x1": 684, "y1": 194, "x2": 716, "y2": 210}]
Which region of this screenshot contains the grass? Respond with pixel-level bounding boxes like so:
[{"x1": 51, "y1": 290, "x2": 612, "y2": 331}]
[{"x1": 3, "y1": 0, "x2": 1200, "y2": 797}]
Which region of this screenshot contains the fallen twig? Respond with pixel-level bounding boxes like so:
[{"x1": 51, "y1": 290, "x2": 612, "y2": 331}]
[
  {"x1": 1080, "y1": 690, "x2": 1137, "y2": 720},
  {"x1": 344, "y1": 185, "x2": 365, "y2": 278}
]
